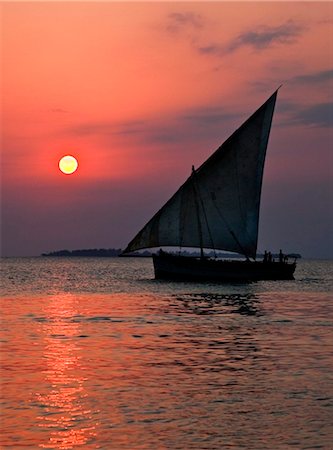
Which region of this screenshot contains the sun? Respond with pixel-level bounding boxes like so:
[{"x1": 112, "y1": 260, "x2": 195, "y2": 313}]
[{"x1": 59, "y1": 155, "x2": 78, "y2": 175}]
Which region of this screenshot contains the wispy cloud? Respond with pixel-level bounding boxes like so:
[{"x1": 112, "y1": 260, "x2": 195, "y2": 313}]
[
  {"x1": 197, "y1": 21, "x2": 305, "y2": 58},
  {"x1": 291, "y1": 102, "x2": 333, "y2": 128},
  {"x1": 290, "y1": 68, "x2": 333, "y2": 84},
  {"x1": 50, "y1": 108, "x2": 68, "y2": 114},
  {"x1": 196, "y1": 44, "x2": 224, "y2": 57},
  {"x1": 65, "y1": 105, "x2": 240, "y2": 148},
  {"x1": 68, "y1": 120, "x2": 146, "y2": 137},
  {"x1": 278, "y1": 101, "x2": 333, "y2": 128},
  {"x1": 165, "y1": 12, "x2": 204, "y2": 34},
  {"x1": 226, "y1": 21, "x2": 305, "y2": 53},
  {"x1": 144, "y1": 108, "x2": 239, "y2": 145},
  {"x1": 182, "y1": 108, "x2": 239, "y2": 127},
  {"x1": 250, "y1": 68, "x2": 333, "y2": 93}
]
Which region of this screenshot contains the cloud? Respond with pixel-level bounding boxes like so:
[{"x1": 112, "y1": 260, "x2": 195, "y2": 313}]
[
  {"x1": 65, "y1": 104, "x2": 241, "y2": 150},
  {"x1": 290, "y1": 68, "x2": 333, "y2": 84},
  {"x1": 143, "y1": 108, "x2": 239, "y2": 146},
  {"x1": 68, "y1": 120, "x2": 146, "y2": 137},
  {"x1": 277, "y1": 101, "x2": 332, "y2": 128},
  {"x1": 182, "y1": 108, "x2": 239, "y2": 127},
  {"x1": 291, "y1": 102, "x2": 333, "y2": 128},
  {"x1": 196, "y1": 44, "x2": 225, "y2": 57},
  {"x1": 226, "y1": 21, "x2": 304, "y2": 53},
  {"x1": 50, "y1": 108, "x2": 68, "y2": 113},
  {"x1": 164, "y1": 14, "x2": 304, "y2": 60},
  {"x1": 197, "y1": 21, "x2": 304, "y2": 58},
  {"x1": 67, "y1": 118, "x2": 179, "y2": 145},
  {"x1": 195, "y1": 21, "x2": 305, "y2": 58},
  {"x1": 165, "y1": 11, "x2": 204, "y2": 34},
  {"x1": 250, "y1": 68, "x2": 333, "y2": 93}
]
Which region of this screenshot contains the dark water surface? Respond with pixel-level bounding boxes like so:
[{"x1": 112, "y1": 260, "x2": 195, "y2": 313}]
[{"x1": 1, "y1": 258, "x2": 332, "y2": 449}]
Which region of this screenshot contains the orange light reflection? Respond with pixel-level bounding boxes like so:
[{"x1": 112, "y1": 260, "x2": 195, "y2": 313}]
[{"x1": 36, "y1": 294, "x2": 97, "y2": 449}]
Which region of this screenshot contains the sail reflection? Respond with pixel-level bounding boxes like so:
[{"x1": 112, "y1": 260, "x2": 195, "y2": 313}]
[{"x1": 35, "y1": 294, "x2": 97, "y2": 449}]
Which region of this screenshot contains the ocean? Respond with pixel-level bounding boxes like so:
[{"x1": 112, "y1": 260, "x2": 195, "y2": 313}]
[{"x1": 1, "y1": 257, "x2": 332, "y2": 449}]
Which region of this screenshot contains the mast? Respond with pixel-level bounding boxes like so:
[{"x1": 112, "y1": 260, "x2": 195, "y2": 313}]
[
  {"x1": 191, "y1": 166, "x2": 204, "y2": 259},
  {"x1": 191, "y1": 165, "x2": 218, "y2": 258}
]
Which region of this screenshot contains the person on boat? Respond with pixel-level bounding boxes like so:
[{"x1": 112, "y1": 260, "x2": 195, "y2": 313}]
[
  {"x1": 279, "y1": 249, "x2": 284, "y2": 263},
  {"x1": 268, "y1": 251, "x2": 272, "y2": 263},
  {"x1": 263, "y1": 251, "x2": 268, "y2": 263}
]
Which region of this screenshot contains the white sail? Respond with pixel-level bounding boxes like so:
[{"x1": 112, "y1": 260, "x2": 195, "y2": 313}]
[{"x1": 124, "y1": 91, "x2": 278, "y2": 258}]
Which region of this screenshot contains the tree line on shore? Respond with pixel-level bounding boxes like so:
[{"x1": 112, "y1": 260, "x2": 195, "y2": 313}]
[
  {"x1": 42, "y1": 248, "x2": 123, "y2": 257},
  {"x1": 42, "y1": 248, "x2": 301, "y2": 258}
]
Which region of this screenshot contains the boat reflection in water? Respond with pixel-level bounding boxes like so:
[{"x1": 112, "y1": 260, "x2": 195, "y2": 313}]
[
  {"x1": 173, "y1": 292, "x2": 261, "y2": 317},
  {"x1": 35, "y1": 294, "x2": 97, "y2": 449}
]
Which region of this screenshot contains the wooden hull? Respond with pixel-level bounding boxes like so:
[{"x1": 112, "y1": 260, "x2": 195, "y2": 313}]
[{"x1": 153, "y1": 253, "x2": 296, "y2": 282}]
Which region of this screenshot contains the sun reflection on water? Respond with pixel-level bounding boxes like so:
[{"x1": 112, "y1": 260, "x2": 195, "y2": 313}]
[{"x1": 35, "y1": 294, "x2": 97, "y2": 449}]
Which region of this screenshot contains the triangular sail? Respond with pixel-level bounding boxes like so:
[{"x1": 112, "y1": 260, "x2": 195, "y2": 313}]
[{"x1": 124, "y1": 91, "x2": 278, "y2": 258}]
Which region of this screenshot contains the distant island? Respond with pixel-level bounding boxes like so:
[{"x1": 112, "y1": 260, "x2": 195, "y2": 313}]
[
  {"x1": 42, "y1": 248, "x2": 123, "y2": 257},
  {"x1": 41, "y1": 248, "x2": 301, "y2": 259}
]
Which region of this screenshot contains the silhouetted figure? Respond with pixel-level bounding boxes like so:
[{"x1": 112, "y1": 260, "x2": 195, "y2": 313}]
[
  {"x1": 279, "y1": 249, "x2": 283, "y2": 263},
  {"x1": 268, "y1": 251, "x2": 272, "y2": 263},
  {"x1": 263, "y1": 251, "x2": 268, "y2": 263}
]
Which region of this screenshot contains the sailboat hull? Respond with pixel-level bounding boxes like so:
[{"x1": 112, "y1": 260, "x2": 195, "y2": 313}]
[{"x1": 153, "y1": 253, "x2": 296, "y2": 282}]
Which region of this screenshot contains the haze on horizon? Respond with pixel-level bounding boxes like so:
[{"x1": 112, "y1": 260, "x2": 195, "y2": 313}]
[{"x1": 1, "y1": 2, "x2": 332, "y2": 259}]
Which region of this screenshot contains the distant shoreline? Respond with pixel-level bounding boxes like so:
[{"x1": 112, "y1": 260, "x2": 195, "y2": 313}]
[
  {"x1": 41, "y1": 248, "x2": 123, "y2": 257},
  {"x1": 41, "y1": 248, "x2": 301, "y2": 259}
]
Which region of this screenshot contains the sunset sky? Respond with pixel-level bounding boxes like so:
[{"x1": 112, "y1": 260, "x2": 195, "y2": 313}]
[{"x1": 1, "y1": 1, "x2": 332, "y2": 258}]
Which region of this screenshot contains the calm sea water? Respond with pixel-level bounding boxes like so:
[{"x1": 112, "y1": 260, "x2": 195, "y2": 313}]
[{"x1": 1, "y1": 257, "x2": 332, "y2": 449}]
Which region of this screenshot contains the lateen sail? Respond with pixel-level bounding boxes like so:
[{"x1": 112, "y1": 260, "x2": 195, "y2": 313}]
[{"x1": 124, "y1": 91, "x2": 278, "y2": 258}]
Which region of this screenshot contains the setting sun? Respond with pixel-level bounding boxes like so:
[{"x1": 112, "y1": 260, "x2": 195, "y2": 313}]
[{"x1": 59, "y1": 155, "x2": 78, "y2": 175}]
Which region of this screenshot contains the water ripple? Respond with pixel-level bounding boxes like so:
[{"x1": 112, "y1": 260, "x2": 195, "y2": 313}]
[{"x1": 1, "y1": 258, "x2": 332, "y2": 449}]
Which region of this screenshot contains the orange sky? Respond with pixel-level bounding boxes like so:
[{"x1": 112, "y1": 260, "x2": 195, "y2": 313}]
[{"x1": 1, "y1": 2, "x2": 332, "y2": 257}]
